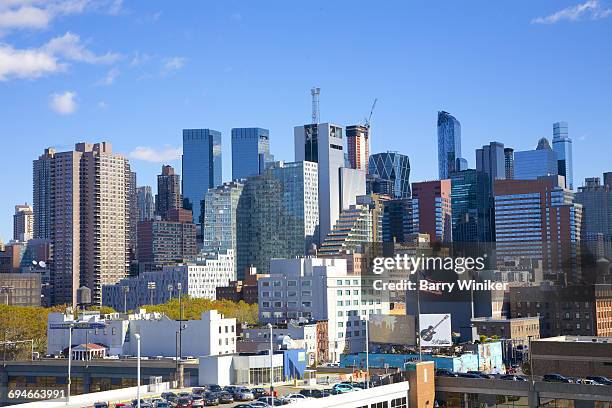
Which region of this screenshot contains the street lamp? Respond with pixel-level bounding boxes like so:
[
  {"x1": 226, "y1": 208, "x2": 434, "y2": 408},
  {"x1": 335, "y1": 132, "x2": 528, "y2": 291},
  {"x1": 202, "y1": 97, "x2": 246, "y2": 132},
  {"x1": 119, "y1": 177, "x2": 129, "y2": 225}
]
[
  {"x1": 66, "y1": 324, "x2": 74, "y2": 406},
  {"x1": 177, "y1": 282, "x2": 183, "y2": 361},
  {"x1": 167, "y1": 284, "x2": 173, "y2": 301},
  {"x1": 147, "y1": 282, "x2": 156, "y2": 305},
  {"x1": 135, "y1": 333, "x2": 141, "y2": 408},
  {"x1": 267, "y1": 323, "x2": 274, "y2": 407},
  {"x1": 364, "y1": 315, "x2": 370, "y2": 389},
  {"x1": 122, "y1": 286, "x2": 130, "y2": 314}
]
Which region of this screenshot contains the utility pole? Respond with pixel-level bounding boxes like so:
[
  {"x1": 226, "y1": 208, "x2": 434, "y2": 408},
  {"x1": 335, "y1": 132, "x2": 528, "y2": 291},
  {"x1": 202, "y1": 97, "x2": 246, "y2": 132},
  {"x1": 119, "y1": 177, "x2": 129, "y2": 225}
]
[
  {"x1": 122, "y1": 286, "x2": 129, "y2": 314},
  {"x1": 177, "y1": 282, "x2": 183, "y2": 361},
  {"x1": 147, "y1": 282, "x2": 156, "y2": 305}
]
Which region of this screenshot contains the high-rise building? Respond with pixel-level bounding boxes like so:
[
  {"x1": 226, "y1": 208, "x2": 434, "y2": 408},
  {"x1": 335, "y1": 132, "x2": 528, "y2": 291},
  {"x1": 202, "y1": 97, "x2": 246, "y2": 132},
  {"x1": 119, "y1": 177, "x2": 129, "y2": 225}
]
[
  {"x1": 136, "y1": 186, "x2": 155, "y2": 221},
  {"x1": 575, "y1": 175, "x2": 612, "y2": 260},
  {"x1": 258, "y1": 257, "x2": 390, "y2": 361},
  {"x1": 494, "y1": 176, "x2": 583, "y2": 283},
  {"x1": 552, "y1": 121, "x2": 574, "y2": 190},
  {"x1": 33, "y1": 143, "x2": 131, "y2": 306},
  {"x1": 504, "y1": 148, "x2": 514, "y2": 180},
  {"x1": 437, "y1": 111, "x2": 462, "y2": 179},
  {"x1": 450, "y1": 169, "x2": 494, "y2": 243},
  {"x1": 367, "y1": 152, "x2": 411, "y2": 199},
  {"x1": 137, "y1": 208, "x2": 197, "y2": 271},
  {"x1": 155, "y1": 165, "x2": 181, "y2": 220},
  {"x1": 128, "y1": 172, "x2": 138, "y2": 258},
  {"x1": 604, "y1": 172, "x2": 612, "y2": 189},
  {"x1": 202, "y1": 181, "x2": 244, "y2": 274},
  {"x1": 13, "y1": 203, "x2": 33, "y2": 241},
  {"x1": 182, "y1": 129, "x2": 222, "y2": 223},
  {"x1": 236, "y1": 161, "x2": 318, "y2": 277},
  {"x1": 382, "y1": 199, "x2": 414, "y2": 243},
  {"x1": 411, "y1": 179, "x2": 452, "y2": 243},
  {"x1": 294, "y1": 123, "x2": 345, "y2": 241},
  {"x1": 514, "y1": 138, "x2": 558, "y2": 181},
  {"x1": 346, "y1": 125, "x2": 370, "y2": 171},
  {"x1": 32, "y1": 148, "x2": 54, "y2": 240},
  {"x1": 231, "y1": 127, "x2": 274, "y2": 180},
  {"x1": 476, "y1": 142, "x2": 506, "y2": 186},
  {"x1": 318, "y1": 205, "x2": 374, "y2": 256}
]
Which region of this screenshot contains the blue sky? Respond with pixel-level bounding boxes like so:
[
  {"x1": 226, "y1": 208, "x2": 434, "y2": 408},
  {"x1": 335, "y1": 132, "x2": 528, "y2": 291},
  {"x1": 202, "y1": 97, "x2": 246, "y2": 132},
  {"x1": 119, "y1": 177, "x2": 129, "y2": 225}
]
[{"x1": 1, "y1": 0, "x2": 611, "y2": 240}]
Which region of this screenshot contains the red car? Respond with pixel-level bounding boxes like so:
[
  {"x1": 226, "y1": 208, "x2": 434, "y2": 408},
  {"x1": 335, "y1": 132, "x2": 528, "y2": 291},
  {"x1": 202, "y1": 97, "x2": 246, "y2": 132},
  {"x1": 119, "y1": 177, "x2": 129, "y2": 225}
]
[{"x1": 176, "y1": 398, "x2": 192, "y2": 408}]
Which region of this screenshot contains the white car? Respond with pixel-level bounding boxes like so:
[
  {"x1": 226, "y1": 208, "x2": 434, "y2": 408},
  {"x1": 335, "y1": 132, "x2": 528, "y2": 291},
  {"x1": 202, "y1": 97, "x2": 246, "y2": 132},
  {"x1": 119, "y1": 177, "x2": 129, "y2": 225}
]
[{"x1": 282, "y1": 393, "x2": 309, "y2": 403}]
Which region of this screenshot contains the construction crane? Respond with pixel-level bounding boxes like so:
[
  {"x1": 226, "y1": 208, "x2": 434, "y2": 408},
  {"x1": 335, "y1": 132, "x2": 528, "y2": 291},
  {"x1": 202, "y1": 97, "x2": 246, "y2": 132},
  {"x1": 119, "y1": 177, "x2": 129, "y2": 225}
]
[{"x1": 364, "y1": 98, "x2": 377, "y2": 129}]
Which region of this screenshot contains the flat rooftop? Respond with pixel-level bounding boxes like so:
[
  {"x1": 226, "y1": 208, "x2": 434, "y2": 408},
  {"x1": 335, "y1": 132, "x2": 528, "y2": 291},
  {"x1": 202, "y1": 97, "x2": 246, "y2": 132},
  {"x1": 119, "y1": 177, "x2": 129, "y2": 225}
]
[{"x1": 534, "y1": 336, "x2": 612, "y2": 343}]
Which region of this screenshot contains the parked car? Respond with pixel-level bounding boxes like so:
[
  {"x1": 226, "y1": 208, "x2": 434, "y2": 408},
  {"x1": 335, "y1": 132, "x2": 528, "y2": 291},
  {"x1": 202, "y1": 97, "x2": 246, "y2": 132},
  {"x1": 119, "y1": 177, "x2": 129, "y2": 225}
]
[
  {"x1": 258, "y1": 396, "x2": 286, "y2": 406},
  {"x1": 283, "y1": 393, "x2": 308, "y2": 403},
  {"x1": 457, "y1": 373, "x2": 483, "y2": 379},
  {"x1": 299, "y1": 389, "x2": 329, "y2": 398},
  {"x1": 207, "y1": 385, "x2": 223, "y2": 393},
  {"x1": 178, "y1": 391, "x2": 192, "y2": 398},
  {"x1": 543, "y1": 373, "x2": 572, "y2": 383},
  {"x1": 249, "y1": 402, "x2": 272, "y2": 408},
  {"x1": 190, "y1": 395, "x2": 205, "y2": 407},
  {"x1": 435, "y1": 369, "x2": 458, "y2": 377},
  {"x1": 176, "y1": 398, "x2": 192, "y2": 408},
  {"x1": 203, "y1": 392, "x2": 219, "y2": 406},
  {"x1": 251, "y1": 388, "x2": 269, "y2": 398},
  {"x1": 217, "y1": 392, "x2": 234, "y2": 404},
  {"x1": 94, "y1": 403, "x2": 109, "y2": 408},
  {"x1": 332, "y1": 383, "x2": 355, "y2": 394},
  {"x1": 154, "y1": 402, "x2": 171, "y2": 408},
  {"x1": 586, "y1": 376, "x2": 612, "y2": 385},
  {"x1": 192, "y1": 387, "x2": 206, "y2": 395},
  {"x1": 467, "y1": 371, "x2": 494, "y2": 379},
  {"x1": 499, "y1": 375, "x2": 528, "y2": 381},
  {"x1": 234, "y1": 388, "x2": 254, "y2": 401}
]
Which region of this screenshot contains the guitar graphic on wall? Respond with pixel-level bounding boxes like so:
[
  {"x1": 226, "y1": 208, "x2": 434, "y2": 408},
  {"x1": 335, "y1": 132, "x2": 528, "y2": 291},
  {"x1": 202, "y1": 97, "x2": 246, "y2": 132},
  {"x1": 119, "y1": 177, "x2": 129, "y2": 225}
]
[{"x1": 419, "y1": 314, "x2": 450, "y2": 342}]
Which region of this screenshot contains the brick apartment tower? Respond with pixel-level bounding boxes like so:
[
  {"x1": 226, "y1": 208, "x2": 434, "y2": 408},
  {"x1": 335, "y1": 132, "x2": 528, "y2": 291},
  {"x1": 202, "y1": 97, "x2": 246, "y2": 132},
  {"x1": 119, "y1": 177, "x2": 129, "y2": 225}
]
[
  {"x1": 346, "y1": 125, "x2": 370, "y2": 171},
  {"x1": 155, "y1": 164, "x2": 182, "y2": 220},
  {"x1": 33, "y1": 142, "x2": 131, "y2": 306},
  {"x1": 494, "y1": 176, "x2": 583, "y2": 284},
  {"x1": 411, "y1": 179, "x2": 452, "y2": 243}
]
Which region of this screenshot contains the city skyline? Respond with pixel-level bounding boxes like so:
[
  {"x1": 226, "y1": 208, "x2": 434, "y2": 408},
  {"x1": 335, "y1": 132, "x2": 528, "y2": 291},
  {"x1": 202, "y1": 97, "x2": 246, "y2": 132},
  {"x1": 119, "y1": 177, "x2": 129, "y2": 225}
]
[{"x1": 1, "y1": 0, "x2": 612, "y2": 239}]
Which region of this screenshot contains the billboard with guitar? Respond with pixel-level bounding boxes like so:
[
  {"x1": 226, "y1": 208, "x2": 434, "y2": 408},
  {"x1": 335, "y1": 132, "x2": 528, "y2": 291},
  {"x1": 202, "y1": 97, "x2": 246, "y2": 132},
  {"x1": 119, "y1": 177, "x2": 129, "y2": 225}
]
[{"x1": 419, "y1": 313, "x2": 452, "y2": 347}]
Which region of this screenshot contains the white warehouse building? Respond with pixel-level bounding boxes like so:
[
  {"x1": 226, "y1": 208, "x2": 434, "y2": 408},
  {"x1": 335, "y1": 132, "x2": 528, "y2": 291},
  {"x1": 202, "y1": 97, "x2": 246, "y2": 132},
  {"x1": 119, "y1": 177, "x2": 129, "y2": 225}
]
[
  {"x1": 258, "y1": 257, "x2": 390, "y2": 362},
  {"x1": 47, "y1": 309, "x2": 236, "y2": 358}
]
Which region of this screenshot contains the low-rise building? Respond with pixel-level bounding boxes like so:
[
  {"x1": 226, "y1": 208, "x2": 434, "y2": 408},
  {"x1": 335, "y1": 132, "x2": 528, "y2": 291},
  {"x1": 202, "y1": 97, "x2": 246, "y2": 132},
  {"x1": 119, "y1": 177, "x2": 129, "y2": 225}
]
[
  {"x1": 471, "y1": 316, "x2": 541, "y2": 342},
  {"x1": 258, "y1": 257, "x2": 390, "y2": 362},
  {"x1": 0, "y1": 272, "x2": 41, "y2": 306},
  {"x1": 215, "y1": 265, "x2": 259, "y2": 304},
  {"x1": 47, "y1": 309, "x2": 236, "y2": 358},
  {"x1": 530, "y1": 335, "x2": 612, "y2": 378},
  {"x1": 102, "y1": 250, "x2": 235, "y2": 311},
  {"x1": 241, "y1": 321, "x2": 318, "y2": 365}
]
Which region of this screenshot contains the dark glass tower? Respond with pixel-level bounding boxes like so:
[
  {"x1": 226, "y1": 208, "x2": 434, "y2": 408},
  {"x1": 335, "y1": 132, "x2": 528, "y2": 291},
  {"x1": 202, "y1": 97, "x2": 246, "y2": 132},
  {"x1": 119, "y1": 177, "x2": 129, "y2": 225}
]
[
  {"x1": 437, "y1": 111, "x2": 462, "y2": 179},
  {"x1": 182, "y1": 129, "x2": 222, "y2": 223},
  {"x1": 367, "y1": 151, "x2": 411, "y2": 199},
  {"x1": 231, "y1": 127, "x2": 274, "y2": 180},
  {"x1": 450, "y1": 169, "x2": 494, "y2": 243}
]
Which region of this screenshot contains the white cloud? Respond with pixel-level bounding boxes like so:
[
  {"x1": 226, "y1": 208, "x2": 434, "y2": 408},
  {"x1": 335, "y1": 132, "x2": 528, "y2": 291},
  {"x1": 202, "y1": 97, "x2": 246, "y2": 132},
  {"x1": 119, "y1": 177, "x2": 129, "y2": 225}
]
[
  {"x1": 97, "y1": 67, "x2": 119, "y2": 85},
  {"x1": 129, "y1": 145, "x2": 183, "y2": 162},
  {"x1": 0, "y1": 32, "x2": 117, "y2": 81},
  {"x1": 97, "y1": 100, "x2": 108, "y2": 109},
  {"x1": 0, "y1": 43, "x2": 63, "y2": 80},
  {"x1": 162, "y1": 56, "x2": 185, "y2": 72},
  {"x1": 49, "y1": 91, "x2": 77, "y2": 115},
  {"x1": 0, "y1": 0, "x2": 124, "y2": 32},
  {"x1": 532, "y1": 0, "x2": 612, "y2": 24},
  {"x1": 45, "y1": 32, "x2": 119, "y2": 64}
]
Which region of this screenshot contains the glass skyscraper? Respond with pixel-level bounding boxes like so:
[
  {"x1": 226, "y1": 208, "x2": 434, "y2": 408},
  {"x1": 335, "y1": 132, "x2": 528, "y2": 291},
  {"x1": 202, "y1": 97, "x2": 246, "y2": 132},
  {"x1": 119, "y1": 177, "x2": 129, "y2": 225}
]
[
  {"x1": 182, "y1": 128, "x2": 222, "y2": 223},
  {"x1": 236, "y1": 161, "x2": 318, "y2": 277},
  {"x1": 231, "y1": 127, "x2": 274, "y2": 180},
  {"x1": 475, "y1": 141, "x2": 506, "y2": 186},
  {"x1": 552, "y1": 121, "x2": 573, "y2": 190},
  {"x1": 367, "y1": 151, "x2": 411, "y2": 198},
  {"x1": 514, "y1": 137, "x2": 557, "y2": 181},
  {"x1": 450, "y1": 169, "x2": 494, "y2": 243},
  {"x1": 437, "y1": 111, "x2": 462, "y2": 179}
]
